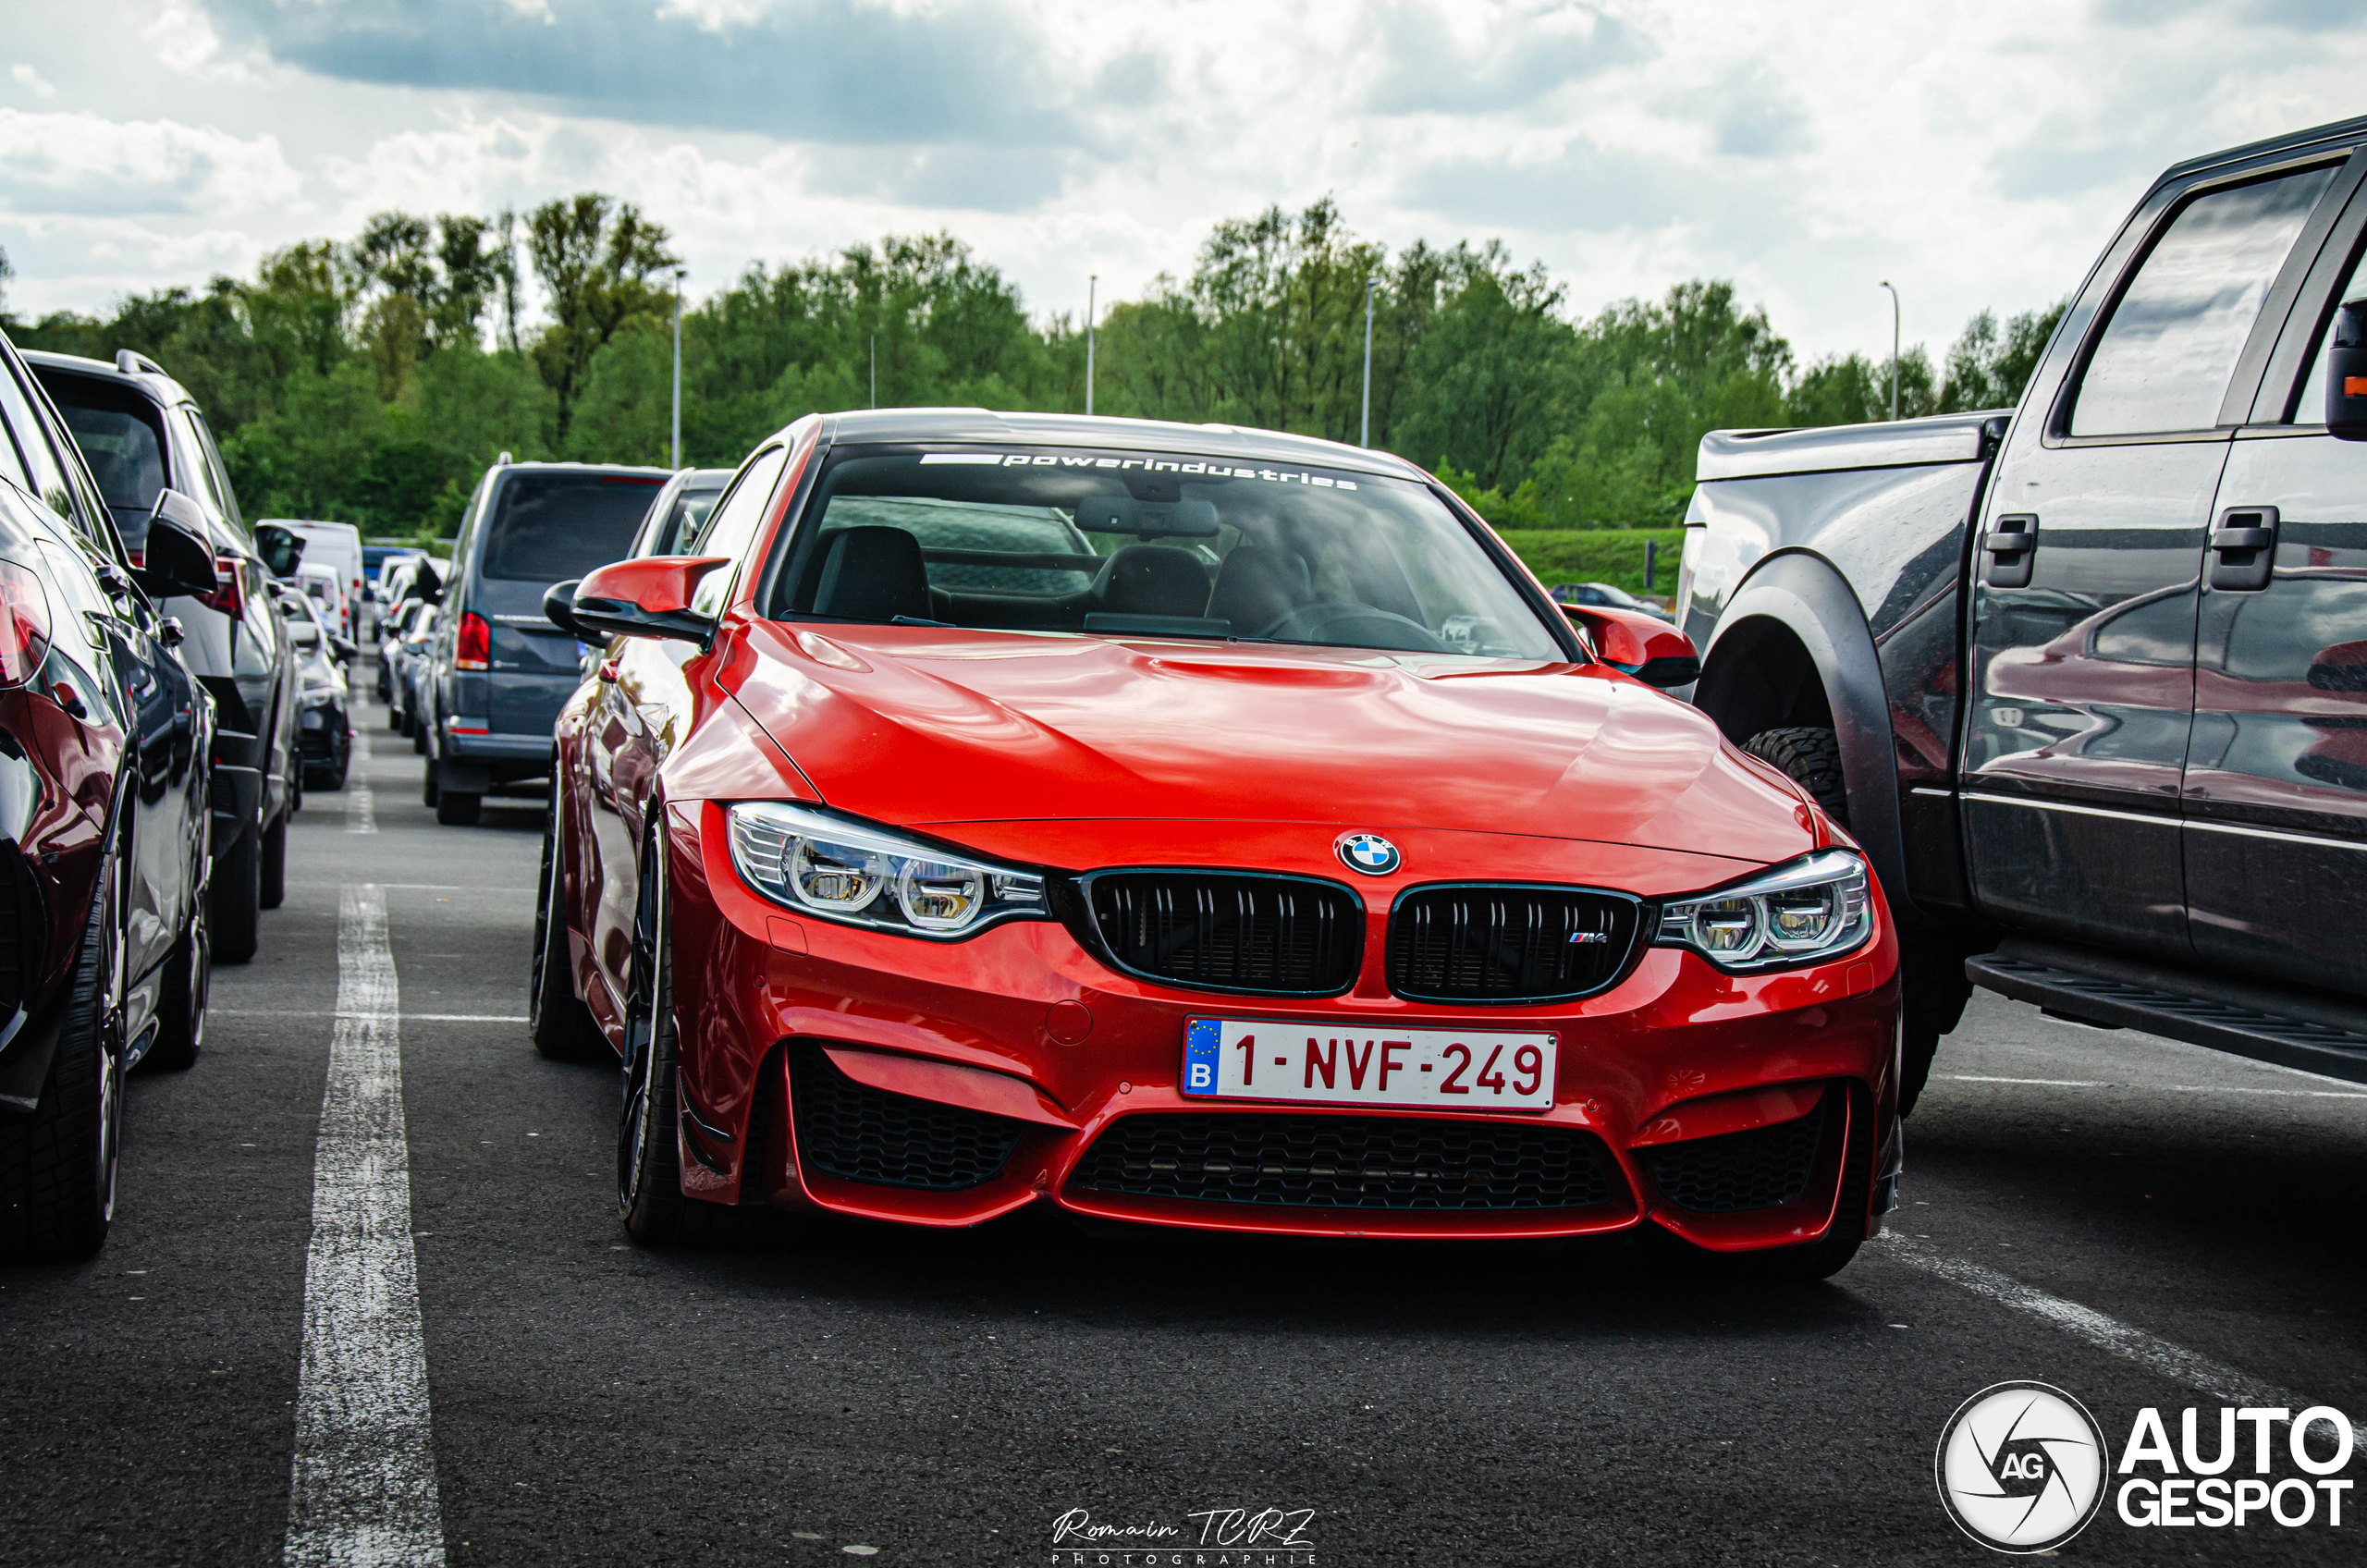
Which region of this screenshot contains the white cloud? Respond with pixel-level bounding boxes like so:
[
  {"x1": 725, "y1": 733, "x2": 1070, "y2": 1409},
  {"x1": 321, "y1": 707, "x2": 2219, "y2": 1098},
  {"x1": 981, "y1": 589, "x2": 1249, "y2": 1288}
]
[
  {"x1": 5, "y1": 0, "x2": 2365, "y2": 370},
  {"x1": 11, "y1": 64, "x2": 57, "y2": 99}
]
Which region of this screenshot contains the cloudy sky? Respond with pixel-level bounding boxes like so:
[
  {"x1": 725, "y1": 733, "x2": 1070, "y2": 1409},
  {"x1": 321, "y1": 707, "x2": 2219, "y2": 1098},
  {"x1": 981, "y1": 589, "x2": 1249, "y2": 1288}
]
[{"x1": 3, "y1": 0, "x2": 2360, "y2": 363}]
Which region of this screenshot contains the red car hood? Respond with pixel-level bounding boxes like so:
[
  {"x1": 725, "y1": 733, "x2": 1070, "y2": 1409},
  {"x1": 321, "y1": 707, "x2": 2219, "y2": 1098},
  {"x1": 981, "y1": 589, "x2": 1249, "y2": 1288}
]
[{"x1": 723, "y1": 622, "x2": 1818, "y2": 865}]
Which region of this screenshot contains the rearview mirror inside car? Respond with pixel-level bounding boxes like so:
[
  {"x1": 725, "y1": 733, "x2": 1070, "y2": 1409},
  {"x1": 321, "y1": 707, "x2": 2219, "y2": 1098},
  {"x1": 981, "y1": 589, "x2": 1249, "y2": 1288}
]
[
  {"x1": 1564, "y1": 603, "x2": 1700, "y2": 690},
  {"x1": 1074, "y1": 496, "x2": 1220, "y2": 537},
  {"x1": 134, "y1": 490, "x2": 221, "y2": 600},
  {"x1": 2329, "y1": 299, "x2": 2367, "y2": 439},
  {"x1": 570, "y1": 556, "x2": 730, "y2": 644}
]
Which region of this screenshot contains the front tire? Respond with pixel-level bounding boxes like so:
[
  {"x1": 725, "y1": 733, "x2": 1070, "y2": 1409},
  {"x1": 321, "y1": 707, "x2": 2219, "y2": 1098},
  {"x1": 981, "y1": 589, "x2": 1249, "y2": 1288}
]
[
  {"x1": 435, "y1": 790, "x2": 481, "y2": 827},
  {"x1": 144, "y1": 905, "x2": 209, "y2": 1072},
  {"x1": 0, "y1": 847, "x2": 125, "y2": 1259},
  {"x1": 1741, "y1": 726, "x2": 1846, "y2": 819},
  {"x1": 530, "y1": 787, "x2": 606, "y2": 1061},
  {"x1": 259, "y1": 812, "x2": 288, "y2": 911},
  {"x1": 618, "y1": 822, "x2": 733, "y2": 1246},
  {"x1": 212, "y1": 819, "x2": 262, "y2": 964}
]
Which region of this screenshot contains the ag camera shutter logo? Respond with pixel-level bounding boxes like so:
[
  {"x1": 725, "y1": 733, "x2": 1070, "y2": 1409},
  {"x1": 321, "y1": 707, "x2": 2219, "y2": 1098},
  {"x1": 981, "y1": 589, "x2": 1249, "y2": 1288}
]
[{"x1": 1935, "y1": 1381, "x2": 2110, "y2": 1552}]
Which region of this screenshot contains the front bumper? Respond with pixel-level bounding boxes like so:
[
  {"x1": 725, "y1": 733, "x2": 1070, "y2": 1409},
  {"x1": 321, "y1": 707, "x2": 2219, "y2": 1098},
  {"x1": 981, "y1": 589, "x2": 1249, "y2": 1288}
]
[{"x1": 647, "y1": 802, "x2": 1902, "y2": 1250}]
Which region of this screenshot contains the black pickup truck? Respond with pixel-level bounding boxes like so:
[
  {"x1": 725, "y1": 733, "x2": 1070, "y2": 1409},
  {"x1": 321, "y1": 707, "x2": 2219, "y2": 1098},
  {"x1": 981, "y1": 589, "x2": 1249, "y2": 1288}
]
[{"x1": 1678, "y1": 113, "x2": 2367, "y2": 1109}]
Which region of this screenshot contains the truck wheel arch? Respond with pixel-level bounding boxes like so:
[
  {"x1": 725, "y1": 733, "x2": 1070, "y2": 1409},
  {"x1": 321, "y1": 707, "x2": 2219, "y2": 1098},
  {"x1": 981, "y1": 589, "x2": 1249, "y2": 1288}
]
[{"x1": 1695, "y1": 550, "x2": 1919, "y2": 927}]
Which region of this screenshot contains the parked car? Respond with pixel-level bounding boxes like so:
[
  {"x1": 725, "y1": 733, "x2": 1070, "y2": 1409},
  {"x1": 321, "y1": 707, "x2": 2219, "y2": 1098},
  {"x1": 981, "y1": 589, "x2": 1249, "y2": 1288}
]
[
  {"x1": 425, "y1": 460, "x2": 666, "y2": 825},
  {"x1": 28, "y1": 349, "x2": 300, "y2": 962},
  {"x1": 295, "y1": 560, "x2": 351, "y2": 640},
  {"x1": 0, "y1": 330, "x2": 220, "y2": 1258},
  {"x1": 265, "y1": 521, "x2": 363, "y2": 636},
  {"x1": 272, "y1": 583, "x2": 353, "y2": 790},
  {"x1": 392, "y1": 603, "x2": 438, "y2": 740},
  {"x1": 1679, "y1": 113, "x2": 2367, "y2": 1108},
  {"x1": 377, "y1": 595, "x2": 432, "y2": 705},
  {"x1": 632, "y1": 467, "x2": 735, "y2": 557},
  {"x1": 533, "y1": 410, "x2": 1893, "y2": 1280},
  {"x1": 1552, "y1": 582, "x2": 1673, "y2": 621}
]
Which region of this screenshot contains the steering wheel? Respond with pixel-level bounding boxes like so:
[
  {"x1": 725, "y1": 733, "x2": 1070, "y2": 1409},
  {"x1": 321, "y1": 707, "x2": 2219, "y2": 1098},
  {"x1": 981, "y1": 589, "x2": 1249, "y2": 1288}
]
[{"x1": 1256, "y1": 601, "x2": 1452, "y2": 653}]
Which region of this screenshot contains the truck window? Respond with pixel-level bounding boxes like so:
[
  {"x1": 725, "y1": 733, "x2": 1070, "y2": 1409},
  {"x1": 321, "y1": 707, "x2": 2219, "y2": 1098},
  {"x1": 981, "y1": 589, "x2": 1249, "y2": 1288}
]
[
  {"x1": 2071, "y1": 165, "x2": 2336, "y2": 436},
  {"x1": 480, "y1": 472, "x2": 663, "y2": 582},
  {"x1": 2298, "y1": 244, "x2": 2367, "y2": 423}
]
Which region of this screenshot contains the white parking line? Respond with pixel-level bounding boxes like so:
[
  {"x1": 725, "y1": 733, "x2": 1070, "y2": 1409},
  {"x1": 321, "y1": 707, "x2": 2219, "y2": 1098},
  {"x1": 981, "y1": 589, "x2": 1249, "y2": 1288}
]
[
  {"x1": 283, "y1": 884, "x2": 446, "y2": 1567},
  {"x1": 1877, "y1": 1233, "x2": 2367, "y2": 1450},
  {"x1": 215, "y1": 1009, "x2": 527, "y2": 1023},
  {"x1": 1946, "y1": 1074, "x2": 2367, "y2": 1100},
  {"x1": 346, "y1": 777, "x2": 375, "y2": 835}
]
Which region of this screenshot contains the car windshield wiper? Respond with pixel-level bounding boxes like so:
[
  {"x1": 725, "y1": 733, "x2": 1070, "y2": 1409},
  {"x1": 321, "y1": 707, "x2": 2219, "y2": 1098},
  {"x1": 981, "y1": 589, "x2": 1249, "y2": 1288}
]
[{"x1": 889, "y1": 614, "x2": 957, "y2": 628}]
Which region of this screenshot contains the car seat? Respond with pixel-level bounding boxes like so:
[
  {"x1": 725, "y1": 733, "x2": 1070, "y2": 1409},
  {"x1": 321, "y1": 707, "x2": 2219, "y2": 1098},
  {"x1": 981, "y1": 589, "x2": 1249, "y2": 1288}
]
[
  {"x1": 1206, "y1": 545, "x2": 1313, "y2": 634},
  {"x1": 1092, "y1": 545, "x2": 1210, "y2": 619},
  {"x1": 811, "y1": 527, "x2": 933, "y2": 621}
]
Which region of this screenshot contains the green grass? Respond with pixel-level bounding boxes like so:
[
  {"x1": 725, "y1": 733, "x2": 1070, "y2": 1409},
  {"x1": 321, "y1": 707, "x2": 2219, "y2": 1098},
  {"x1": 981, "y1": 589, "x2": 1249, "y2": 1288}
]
[{"x1": 1494, "y1": 528, "x2": 1686, "y2": 597}]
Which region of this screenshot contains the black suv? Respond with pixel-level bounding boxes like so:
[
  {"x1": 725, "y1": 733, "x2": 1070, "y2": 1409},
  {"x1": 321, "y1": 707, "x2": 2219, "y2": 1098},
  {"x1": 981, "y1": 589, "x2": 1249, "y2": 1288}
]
[{"x1": 27, "y1": 351, "x2": 300, "y2": 962}]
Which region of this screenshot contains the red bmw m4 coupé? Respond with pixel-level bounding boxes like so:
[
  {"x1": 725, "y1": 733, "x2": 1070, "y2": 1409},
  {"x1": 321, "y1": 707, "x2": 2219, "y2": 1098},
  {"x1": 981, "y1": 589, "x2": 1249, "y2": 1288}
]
[{"x1": 534, "y1": 410, "x2": 1900, "y2": 1278}]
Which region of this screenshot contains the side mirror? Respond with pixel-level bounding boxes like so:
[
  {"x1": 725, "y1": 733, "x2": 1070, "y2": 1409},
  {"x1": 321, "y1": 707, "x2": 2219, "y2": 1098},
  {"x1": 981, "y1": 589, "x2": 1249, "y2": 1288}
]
[
  {"x1": 255, "y1": 523, "x2": 306, "y2": 580},
  {"x1": 331, "y1": 634, "x2": 357, "y2": 661},
  {"x1": 543, "y1": 578, "x2": 585, "y2": 640},
  {"x1": 134, "y1": 491, "x2": 220, "y2": 600},
  {"x1": 411, "y1": 558, "x2": 444, "y2": 606},
  {"x1": 570, "y1": 556, "x2": 730, "y2": 644},
  {"x1": 2329, "y1": 299, "x2": 2367, "y2": 438},
  {"x1": 289, "y1": 620, "x2": 321, "y2": 649},
  {"x1": 1565, "y1": 604, "x2": 1700, "y2": 690}
]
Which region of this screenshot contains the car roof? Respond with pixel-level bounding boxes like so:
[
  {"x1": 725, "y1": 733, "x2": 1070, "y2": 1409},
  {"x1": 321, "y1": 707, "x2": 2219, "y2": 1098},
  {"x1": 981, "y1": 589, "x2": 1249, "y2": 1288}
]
[
  {"x1": 817, "y1": 408, "x2": 1429, "y2": 480},
  {"x1": 495, "y1": 460, "x2": 670, "y2": 478},
  {"x1": 20, "y1": 347, "x2": 194, "y2": 408}
]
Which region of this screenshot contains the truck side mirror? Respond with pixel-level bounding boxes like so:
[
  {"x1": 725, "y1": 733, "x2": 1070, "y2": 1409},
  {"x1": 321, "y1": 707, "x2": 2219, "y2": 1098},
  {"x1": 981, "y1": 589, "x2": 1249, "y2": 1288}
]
[{"x1": 2330, "y1": 299, "x2": 2367, "y2": 439}]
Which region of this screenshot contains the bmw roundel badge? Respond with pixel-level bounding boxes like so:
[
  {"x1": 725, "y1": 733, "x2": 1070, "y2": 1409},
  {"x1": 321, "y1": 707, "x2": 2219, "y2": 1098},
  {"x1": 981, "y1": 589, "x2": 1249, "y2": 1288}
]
[{"x1": 1336, "y1": 832, "x2": 1402, "y2": 876}]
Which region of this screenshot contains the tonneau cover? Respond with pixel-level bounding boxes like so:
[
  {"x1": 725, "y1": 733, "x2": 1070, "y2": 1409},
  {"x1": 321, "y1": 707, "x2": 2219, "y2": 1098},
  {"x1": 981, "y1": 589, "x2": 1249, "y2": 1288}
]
[{"x1": 1695, "y1": 411, "x2": 2004, "y2": 484}]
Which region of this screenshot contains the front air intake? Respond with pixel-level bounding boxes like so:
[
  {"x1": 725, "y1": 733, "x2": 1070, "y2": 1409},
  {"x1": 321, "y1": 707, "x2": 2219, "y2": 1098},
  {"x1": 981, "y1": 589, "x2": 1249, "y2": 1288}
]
[
  {"x1": 788, "y1": 1044, "x2": 1024, "y2": 1192},
  {"x1": 1077, "y1": 871, "x2": 1362, "y2": 997}
]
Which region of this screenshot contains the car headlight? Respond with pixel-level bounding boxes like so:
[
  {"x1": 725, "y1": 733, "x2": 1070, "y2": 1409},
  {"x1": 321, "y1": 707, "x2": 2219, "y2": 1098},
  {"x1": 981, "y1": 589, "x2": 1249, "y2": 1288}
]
[
  {"x1": 725, "y1": 802, "x2": 1048, "y2": 938},
  {"x1": 1653, "y1": 850, "x2": 1873, "y2": 972}
]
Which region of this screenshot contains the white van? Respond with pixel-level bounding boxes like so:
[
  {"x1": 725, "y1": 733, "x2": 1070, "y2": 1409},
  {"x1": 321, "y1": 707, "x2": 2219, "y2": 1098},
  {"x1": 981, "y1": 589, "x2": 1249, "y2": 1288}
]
[{"x1": 262, "y1": 519, "x2": 365, "y2": 634}]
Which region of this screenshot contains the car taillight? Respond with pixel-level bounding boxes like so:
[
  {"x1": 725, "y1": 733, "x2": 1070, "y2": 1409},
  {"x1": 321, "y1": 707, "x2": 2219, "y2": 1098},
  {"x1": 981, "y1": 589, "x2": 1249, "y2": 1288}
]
[
  {"x1": 0, "y1": 558, "x2": 53, "y2": 688},
  {"x1": 456, "y1": 610, "x2": 491, "y2": 670},
  {"x1": 197, "y1": 554, "x2": 243, "y2": 619}
]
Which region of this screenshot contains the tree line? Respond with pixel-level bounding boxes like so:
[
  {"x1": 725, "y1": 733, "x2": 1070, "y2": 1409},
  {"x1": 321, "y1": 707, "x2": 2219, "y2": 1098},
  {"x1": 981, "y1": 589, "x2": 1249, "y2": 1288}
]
[{"x1": 0, "y1": 196, "x2": 2066, "y2": 539}]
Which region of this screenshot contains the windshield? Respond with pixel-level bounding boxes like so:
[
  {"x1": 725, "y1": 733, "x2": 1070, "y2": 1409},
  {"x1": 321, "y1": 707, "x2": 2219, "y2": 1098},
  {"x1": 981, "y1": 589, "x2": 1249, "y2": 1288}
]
[
  {"x1": 482, "y1": 472, "x2": 664, "y2": 582},
  {"x1": 652, "y1": 484, "x2": 726, "y2": 556},
  {"x1": 775, "y1": 447, "x2": 1562, "y2": 658}
]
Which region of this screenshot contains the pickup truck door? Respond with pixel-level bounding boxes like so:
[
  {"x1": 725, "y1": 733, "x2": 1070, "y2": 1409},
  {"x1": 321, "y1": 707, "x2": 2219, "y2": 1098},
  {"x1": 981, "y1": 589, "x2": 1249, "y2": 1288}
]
[
  {"x1": 2184, "y1": 163, "x2": 2367, "y2": 994},
  {"x1": 1963, "y1": 160, "x2": 2346, "y2": 960}
]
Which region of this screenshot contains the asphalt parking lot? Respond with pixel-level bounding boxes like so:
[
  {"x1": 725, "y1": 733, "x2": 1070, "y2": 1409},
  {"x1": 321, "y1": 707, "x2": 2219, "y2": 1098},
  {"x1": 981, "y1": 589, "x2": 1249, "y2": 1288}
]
[{"x1": 1, "y1": 699, "x2": 2361, "y2": 1567}]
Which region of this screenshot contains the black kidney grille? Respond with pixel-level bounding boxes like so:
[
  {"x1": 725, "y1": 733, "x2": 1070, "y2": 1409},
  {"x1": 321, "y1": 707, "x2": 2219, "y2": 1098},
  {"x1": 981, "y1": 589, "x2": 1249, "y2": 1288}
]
[
  {"x1": 1068, "y1": 1113, "x2": 1620, "y2": 1211},
  {"x1": 1085, "y1": 873, "x2": 1360, "y2": 995},
  {"x1": 788, "y1": 1044, "x2": 1024, "y2": 1192},
  {"x1": 1387, "y1": 886, "x2": 1638, "y2": 1002},
  {"x1": 1640, "y1": 1095, "x2": 1829, "y2": 1214}
]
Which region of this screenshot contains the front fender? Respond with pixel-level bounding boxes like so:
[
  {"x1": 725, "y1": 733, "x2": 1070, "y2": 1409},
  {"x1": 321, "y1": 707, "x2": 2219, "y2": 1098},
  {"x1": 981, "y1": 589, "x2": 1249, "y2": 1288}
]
[{"x1": 1698, "y1": 550, "x2": 1919, "y2": 927}]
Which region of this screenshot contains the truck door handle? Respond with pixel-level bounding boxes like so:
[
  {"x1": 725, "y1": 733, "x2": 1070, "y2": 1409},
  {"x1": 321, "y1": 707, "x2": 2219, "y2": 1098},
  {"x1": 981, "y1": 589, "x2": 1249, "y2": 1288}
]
[
  {"x1": 2208, "y1": 506, "x2": 2279, "y2": 592},
  {"x1": 1983, "y1": 514, "x2": 2038, "y2": 588}
]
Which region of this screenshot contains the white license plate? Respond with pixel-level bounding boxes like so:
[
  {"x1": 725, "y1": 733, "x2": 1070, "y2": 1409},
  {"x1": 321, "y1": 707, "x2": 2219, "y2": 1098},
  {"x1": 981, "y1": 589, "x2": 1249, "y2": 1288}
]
[{"x1": 1181, "y1": 1018, "x2": 1557, "y2": 1110}]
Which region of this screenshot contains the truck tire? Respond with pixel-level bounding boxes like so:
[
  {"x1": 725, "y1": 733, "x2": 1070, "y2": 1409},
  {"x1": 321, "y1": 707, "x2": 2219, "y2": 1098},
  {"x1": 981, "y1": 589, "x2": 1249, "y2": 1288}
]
[
  {"x1": 213, "y1": 821, "x2": 262, "y2": 964},
  {"x1": 0, "y1": 850, "x2": 125, "y2": 1259},
  {"x1": 1742, "y1": 727, "x2": 1848, "y2": 822},
  {"x1": 1743, "y1": 725, "x2": 1956, "y2": 1114},
  {"x1": 259, "y1": 812, "x2": 287, "y2": 911}
]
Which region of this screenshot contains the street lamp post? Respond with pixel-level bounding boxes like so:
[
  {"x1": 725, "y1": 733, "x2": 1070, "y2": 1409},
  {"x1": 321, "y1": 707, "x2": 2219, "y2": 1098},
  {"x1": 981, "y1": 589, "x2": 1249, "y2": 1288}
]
[
  {"x1": 670, "y1": 268, "x2": 684, "y2": 468},
  {"x1": 1879, "y1": 280, "x2": 1900, "y2": 423},
  {"x1": 1361, "y1": 276, "x2": 1380, "y2": 447},
  {"x1": 1085, "y1": 275, "x2": 1097, "y2": 417}
]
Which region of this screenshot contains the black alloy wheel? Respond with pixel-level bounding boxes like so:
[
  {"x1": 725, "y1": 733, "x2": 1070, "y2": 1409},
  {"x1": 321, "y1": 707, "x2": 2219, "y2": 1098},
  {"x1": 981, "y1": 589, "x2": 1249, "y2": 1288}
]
[
  {"x1": 617, "y1": 816, "x2": 733, "y2": 1246},
  {"x1": 0, "y1": 839, "x2": 127, "y2": 1258},
  {"x1": 529, "y1": 784, "x2": 607, "y2": 1061}
]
